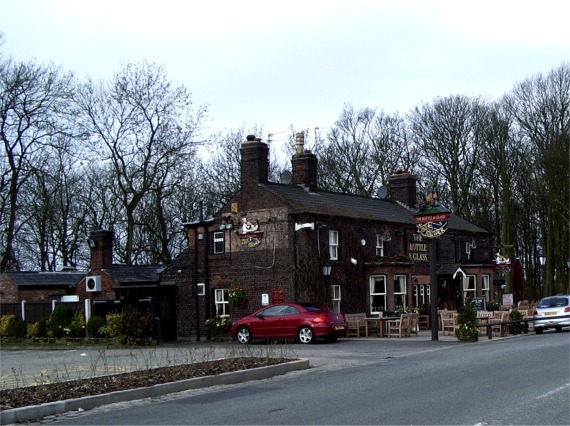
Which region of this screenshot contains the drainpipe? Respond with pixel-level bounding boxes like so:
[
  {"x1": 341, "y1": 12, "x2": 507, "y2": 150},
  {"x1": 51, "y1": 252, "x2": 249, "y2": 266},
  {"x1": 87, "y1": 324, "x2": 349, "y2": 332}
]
[{"x1": 194, "y1": 227, "x2": 200, "y2": 341}]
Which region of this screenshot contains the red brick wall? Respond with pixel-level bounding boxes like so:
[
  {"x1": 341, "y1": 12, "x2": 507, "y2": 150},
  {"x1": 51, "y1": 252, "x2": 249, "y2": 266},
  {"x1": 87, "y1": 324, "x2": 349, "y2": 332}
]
[{"x1": 0, "y1": 275, "x2": 18, "y2": 302}]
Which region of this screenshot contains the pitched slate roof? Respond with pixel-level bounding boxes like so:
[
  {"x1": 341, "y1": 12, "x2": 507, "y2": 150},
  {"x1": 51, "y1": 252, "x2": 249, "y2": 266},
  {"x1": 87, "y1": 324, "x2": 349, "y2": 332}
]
[
  {"x1": 262, "y1": 183, "x2": 489, "y2": 233},
  {"x1": 4, "y1": 271, "x2": 86, "y2": 287},
  {"x1": 103, "y1": 265, "x2": 166, "y2": 284}
]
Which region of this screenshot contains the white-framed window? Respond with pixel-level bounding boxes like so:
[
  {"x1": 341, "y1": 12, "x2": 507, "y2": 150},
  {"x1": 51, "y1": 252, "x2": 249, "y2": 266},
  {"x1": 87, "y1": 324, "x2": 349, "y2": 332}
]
[
  {"x1": 369, "y1": 275, "x2": 386, "y2": 314},
  {"x1": 213, "y1": 231, "x2": 224, "y2": 254},
  {"x1": 394, "y1": 275, "x2": 407, "y2": 310},
  {"x1": 215, "y1": 288, "x2": 229, "y2": 317},
  {"x1": 375, "y1": 234, "x2": 384, "y2": 256},
  {"x1": 414, "y1": 284, "x2": 427, "y2": 306},
  {"x1": 426, "y1": 284, "x2": 431, "y2": 304},
  {"x1": 463, "y1": 275, "x2": 476, "y2": 301},
  {"x1": 197, "y1": 283, "x2": 205, "y2": 296},
  {"x1": 329, "y1": 230, "x2": 339, "y2": 260},
  {"x1": 481, "y1": 274, "x2": 490, "y2": 301},
  {"x1": 331, "y1": 285, "x2": 341, "y2": 312}
]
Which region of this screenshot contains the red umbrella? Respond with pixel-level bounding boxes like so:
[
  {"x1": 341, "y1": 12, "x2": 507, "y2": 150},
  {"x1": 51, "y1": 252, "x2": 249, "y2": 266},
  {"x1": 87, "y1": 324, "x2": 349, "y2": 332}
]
[{"x1": 512, "y1": 258, "x2": 524, "y2": 304}]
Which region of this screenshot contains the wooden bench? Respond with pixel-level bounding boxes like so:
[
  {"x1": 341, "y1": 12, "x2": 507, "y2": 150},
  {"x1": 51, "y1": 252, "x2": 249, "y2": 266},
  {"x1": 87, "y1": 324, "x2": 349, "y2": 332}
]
[{"x1": 345, "y1": 313, "x2": 367, "y2": 337}]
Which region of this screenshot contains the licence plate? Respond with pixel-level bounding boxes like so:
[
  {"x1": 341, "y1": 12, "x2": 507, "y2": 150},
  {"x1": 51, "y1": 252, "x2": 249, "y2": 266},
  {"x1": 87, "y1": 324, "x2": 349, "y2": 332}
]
[
  {"x1": 335, "y1": 325, "x2": 345, "y2": 330},
  {"x1": 544, "y1": 312, "x2": 558, "y2": 316}
]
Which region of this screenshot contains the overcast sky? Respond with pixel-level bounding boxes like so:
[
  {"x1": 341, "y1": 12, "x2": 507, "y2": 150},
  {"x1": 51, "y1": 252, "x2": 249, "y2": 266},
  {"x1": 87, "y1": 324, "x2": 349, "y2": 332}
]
[{"x1": 1, "y1": 0, "x2": 569, "y2": 144}]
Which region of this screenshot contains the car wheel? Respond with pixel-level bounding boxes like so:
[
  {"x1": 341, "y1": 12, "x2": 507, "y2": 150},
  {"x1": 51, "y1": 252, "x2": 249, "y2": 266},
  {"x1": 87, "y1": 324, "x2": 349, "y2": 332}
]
[
  {"x1": 236, "y1": 327, "x2": 252, "y2": 344},
  {"x1": 298, "y1": 326, "x2": 314, "y2": 344},
  {"x1": 555, "y1": 326, "x2": 562, "y2": 332},
  {"x1": 535, "y1": 327, "x2": 544, "y2": 335}
]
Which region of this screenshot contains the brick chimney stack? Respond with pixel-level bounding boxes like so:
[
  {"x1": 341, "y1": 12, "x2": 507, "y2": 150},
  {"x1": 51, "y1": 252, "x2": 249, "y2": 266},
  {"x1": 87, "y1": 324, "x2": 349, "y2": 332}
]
[
  {"x1": 388, "y1": 170, "x2": 418, "y2": 209},
  {"x1": 88, "y1": 229, "x2": 114, "y2": 272},
  {"x1": 291, "y1": 132, "x2": 318, "y2": 191},
  {"x1": 240, "y1": 135, "x2": 269, "y2": 188}
]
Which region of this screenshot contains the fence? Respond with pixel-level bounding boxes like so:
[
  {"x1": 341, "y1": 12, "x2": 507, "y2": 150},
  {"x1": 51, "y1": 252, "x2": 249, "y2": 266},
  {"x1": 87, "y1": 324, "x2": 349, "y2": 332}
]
[
  {"x1": 1, "y1": 301, "x2": 86, "y2": 323},
  {"x1": 1, "y1": 299, "x2": 154, "y2": 325}
]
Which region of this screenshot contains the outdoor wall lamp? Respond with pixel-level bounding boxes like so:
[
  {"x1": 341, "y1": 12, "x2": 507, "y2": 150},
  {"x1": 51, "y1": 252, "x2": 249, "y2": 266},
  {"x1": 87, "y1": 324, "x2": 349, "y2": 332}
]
[
  {"x1": 322, "y1": 265, "x2": 332, "y2": 277},
  {"x1": 539, "y1": 253, "x2": 546, "y2": 266},
  {"x1": 219, "y1": 216, "x2": 233, "y2": 230},
  {"x1": 88, "y1": 238, "x2": 97, "y2": 248}
]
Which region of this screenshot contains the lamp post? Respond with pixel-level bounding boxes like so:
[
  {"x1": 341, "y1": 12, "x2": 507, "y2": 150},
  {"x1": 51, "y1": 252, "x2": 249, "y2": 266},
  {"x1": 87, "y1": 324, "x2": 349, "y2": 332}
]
[{"x1": 539, "y1": 253, "x2": 546, "y2": 298}]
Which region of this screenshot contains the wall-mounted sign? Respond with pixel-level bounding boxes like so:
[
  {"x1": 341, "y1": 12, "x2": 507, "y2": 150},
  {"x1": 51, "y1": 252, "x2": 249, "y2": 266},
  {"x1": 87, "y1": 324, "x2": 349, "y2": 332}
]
[
  {"x1": 238, "y1": 232, "x2": 263, "y2": 247},
  {"x1": 237, "y1": 215, "x2": 263, "y2": 247},
  {"x1": 471, "y1": 297, "x2": 485, "y2": 311},
  {"x1": 271, "y1": 289, "x2": 284, "y2": 304},
  {"x1": 261, "y1": 293, "x2": 269, "y2": 306},
  {"x1": 409, "y1": 233, "x2": 428, "y2": 261}
]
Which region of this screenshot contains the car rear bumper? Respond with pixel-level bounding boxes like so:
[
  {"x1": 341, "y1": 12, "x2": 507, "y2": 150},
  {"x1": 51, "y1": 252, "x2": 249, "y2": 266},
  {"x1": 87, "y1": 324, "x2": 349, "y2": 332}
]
[
  {"x1": 313, "y1": 323, "x2": 348, "y2": 337},
  {"x1": 533, "y1": 316, "x2": 570, "y2": 328}
]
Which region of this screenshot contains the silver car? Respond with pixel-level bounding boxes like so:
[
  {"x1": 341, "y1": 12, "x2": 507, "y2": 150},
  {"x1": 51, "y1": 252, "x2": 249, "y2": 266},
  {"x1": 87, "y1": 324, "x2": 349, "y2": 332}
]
[{"x1": 533, "y1": 295, "x2": 570, "y2": 334}]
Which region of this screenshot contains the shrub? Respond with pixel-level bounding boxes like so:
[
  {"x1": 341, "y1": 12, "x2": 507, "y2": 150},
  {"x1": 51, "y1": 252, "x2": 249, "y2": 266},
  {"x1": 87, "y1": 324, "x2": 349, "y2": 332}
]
[
  {"x1": 100, "y1": 308, "x2": 155, "y2": 344},
  {"x1": 418, "y1": 304, "x2": 431, "y2": 316},
  {"x1": 68, "y1": 311, "x2": 86, "y2": 337},
  {"x1": 205, "y1": 316, "x2": 231, "y2": 338},
  {"x1": 121, "y1": 307, "x2": 154, "y2": 340},
  {"x1": 509, "y1": 309, "x2": 523, "y2": 321},
  {"x1": 99, "y1": 312, "x2": 123, "y2": 337},
  {"x1": 1, "y1": 314, "x2": 18, "y2": 337},
  {"x1": 3, "y1": 316, "x2": 28, "y2": 337},
  {"x1": 86, "y1": 315, "x2": 106, "y2": 338},
  {"x1": 47, "y1": 305, "x2": 74, "y2": 338},
  {"x1": 456, "y1": 298, "x2": 479, "y2": 340},
  {"x1": 27, "y1": 319, "x2": 49, "y2": 338}
]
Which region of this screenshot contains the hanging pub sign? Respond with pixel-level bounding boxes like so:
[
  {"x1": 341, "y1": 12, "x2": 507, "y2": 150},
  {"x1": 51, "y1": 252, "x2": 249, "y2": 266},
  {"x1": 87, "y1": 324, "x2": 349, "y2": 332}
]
[
  {"x1": 494, "y1": 252, "x2": 511, "y2": 272},
  {"x1": 237, "y1": 215, "x2": 264, "y2": 247},
  {"x1": 413, "y1": 192, "x2": 450, "y2": 238}
]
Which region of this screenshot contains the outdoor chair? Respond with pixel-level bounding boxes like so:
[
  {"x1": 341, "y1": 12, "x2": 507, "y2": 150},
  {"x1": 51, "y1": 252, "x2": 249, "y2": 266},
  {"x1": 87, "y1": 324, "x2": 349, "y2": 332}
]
[
  {"x1": 490, "y1": 311, "x2": 509, "y2": 337},
  {"x1": 441, "y1": 311, "x2": 458, "y2": 336},
  {"x1": 409, "y1": 313, "x2": 419, "y2": 336},
  {"x1": 387, "y1": 314, "x2": 411, "y2": 338},
  {"x1": 364, "y1": 312, "x2": 383, "y2": 337}
]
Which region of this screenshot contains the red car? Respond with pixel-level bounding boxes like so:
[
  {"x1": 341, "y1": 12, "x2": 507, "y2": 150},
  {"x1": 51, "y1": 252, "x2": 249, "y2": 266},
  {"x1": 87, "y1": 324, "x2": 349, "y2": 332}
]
[{"x1": 230, "y1": 302, "x2": 348, "y2": 344}]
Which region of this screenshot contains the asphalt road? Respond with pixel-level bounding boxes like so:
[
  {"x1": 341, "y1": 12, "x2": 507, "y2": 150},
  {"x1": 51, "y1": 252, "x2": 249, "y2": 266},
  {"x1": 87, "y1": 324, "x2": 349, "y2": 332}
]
[{"x1": 11, "y1": 330, "x2": 568, "y2": 425}]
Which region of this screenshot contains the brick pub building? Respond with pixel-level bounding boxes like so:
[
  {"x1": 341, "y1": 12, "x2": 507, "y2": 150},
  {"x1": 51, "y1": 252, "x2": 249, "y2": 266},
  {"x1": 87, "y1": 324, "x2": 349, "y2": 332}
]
[{"x1": 163, "y1": 134, "x2": 496, "y2": 340}]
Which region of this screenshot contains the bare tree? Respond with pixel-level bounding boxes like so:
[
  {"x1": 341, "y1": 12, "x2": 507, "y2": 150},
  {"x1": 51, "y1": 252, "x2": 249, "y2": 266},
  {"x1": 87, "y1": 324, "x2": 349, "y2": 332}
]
[
  {"x1": 320, "y1": 104, "x2": 417, "y2": 196},
  {"x1": 409, "y1": 95, "x2": 490, "y2": 221},
  {"x1": 16, "y1": 137, "x2": 87, "y2": 271},
  {"x1": 75, "y1": 61, "x2": 206, "y2": 264},
  {"x1": 0, "y1": 55, "x2": 75, "y2": 271},
  {"x1": 504, "y1": 62, "x2": 570, "y2": 295}
]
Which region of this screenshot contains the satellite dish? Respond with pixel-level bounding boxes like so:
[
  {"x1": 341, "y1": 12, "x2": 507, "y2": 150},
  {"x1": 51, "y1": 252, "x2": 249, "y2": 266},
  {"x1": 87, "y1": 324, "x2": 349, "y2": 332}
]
[
  {"x1": 280, "y1": 171, "x2": 292, "y2": 184},
  {"x1": 377, "y1": 186, "x2": 388, "y2": 199}
]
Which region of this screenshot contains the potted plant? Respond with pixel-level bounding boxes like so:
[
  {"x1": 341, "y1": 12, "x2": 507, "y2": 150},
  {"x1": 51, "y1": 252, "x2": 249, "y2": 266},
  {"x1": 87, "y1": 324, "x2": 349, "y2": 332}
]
[
  {"x1": 455, "y1": 299, "x2": 479, "y2": 342},
  {"x1": 228, "y1": 286, "x2": 247, "y2": 309},
  {"x1": 509, "y1": 309, "x2": 524, "y2": 334},
  {"x1": 205, "y1": 316, "x2": 231, "y2": 340}
]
